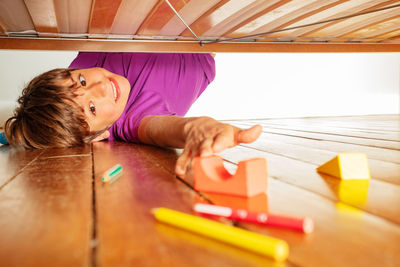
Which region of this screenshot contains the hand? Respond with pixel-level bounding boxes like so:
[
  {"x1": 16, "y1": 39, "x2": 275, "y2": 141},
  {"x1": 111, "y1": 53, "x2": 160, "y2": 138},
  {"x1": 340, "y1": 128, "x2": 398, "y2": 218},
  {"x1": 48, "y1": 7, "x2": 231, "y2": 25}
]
[{"x1": 175, "y1": 117, "x2": 262, "y2": 177}]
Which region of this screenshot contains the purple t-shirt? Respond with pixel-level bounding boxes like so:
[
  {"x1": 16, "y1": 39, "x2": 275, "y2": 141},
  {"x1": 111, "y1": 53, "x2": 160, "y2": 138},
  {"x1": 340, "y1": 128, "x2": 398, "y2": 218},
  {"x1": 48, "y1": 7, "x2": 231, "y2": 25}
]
[{"x1": 69, "y1": 52, "x2": 215, "y2": 143}]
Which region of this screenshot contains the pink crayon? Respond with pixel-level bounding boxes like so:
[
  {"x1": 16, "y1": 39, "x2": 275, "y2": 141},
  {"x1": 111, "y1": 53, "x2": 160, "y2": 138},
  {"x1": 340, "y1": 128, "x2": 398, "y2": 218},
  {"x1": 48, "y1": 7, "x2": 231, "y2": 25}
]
[{"x1": 193, "y1": 203, "x2": 314, "y2": 234}]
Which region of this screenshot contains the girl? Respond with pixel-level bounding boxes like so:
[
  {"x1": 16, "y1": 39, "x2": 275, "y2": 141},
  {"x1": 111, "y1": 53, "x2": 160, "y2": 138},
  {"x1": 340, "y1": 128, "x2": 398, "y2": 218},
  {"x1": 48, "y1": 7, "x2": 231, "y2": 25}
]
[{"x1": 3, "y1": 52, "x2": 261, "y2": 177}]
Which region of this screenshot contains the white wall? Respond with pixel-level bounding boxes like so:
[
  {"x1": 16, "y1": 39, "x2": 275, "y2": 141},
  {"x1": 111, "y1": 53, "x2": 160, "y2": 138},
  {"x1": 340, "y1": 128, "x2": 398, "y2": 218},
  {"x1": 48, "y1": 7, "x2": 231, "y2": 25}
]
[
  {"x1": 187, "y1": 53, "x2": 400, "y2": 119},
  {"x1": 0, "y1": 50, "x2": 399, "y2": 126},
  {"x1": 0, "y1": 50, "x2": 78, "y2": 125}
]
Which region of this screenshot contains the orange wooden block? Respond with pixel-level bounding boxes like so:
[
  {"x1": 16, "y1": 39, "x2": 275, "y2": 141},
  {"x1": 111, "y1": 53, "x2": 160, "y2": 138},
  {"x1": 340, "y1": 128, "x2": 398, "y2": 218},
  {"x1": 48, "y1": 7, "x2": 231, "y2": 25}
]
[{"x1": 192, "y1": 156, "x2": 268, "y2": 197}]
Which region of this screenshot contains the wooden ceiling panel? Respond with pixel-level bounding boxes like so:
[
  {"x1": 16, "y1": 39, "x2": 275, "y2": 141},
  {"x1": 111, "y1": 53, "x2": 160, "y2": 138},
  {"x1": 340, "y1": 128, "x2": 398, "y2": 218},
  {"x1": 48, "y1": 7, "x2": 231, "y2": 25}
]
[
  {"x1": 54, "y1": 0, "x2": 92, "y2": 34},
  {"x1": 24, "y1": 0, "x2": 58, "y2": 33},
  {"x1": 136, "y1": 0, "x2": 189, "y2": 36},
  {"x1": 110, "y1": 0, "x2": 158, "y2": 35},
  {"x1": 159, "y1": 0, "x2": 222, "y2": 37},
  {"x1": 307, "y1": 6, "x2": 400, "y2": 40},
  {"x1": 89, "y1": 0, "x2": 123, "y2": 34},
  {"x1": 0, "y1": 0, "x2": 35, "y2": 32}
]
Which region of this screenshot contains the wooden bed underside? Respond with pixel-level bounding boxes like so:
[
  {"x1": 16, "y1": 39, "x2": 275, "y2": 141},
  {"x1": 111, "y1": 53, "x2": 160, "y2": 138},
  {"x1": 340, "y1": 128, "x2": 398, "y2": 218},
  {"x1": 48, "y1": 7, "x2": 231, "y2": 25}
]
[{"x1": 1, "y1": 0, "x2": 400, "y2": 52}]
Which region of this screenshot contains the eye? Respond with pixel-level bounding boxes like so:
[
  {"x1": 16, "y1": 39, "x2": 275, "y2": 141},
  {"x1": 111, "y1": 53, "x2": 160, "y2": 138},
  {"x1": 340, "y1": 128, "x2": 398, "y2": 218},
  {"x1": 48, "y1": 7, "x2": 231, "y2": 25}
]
[
  {"x1": 89, "y1": 101, "x2": 96, "y2": 115},
  {"x1": 79, "y1": 74, "x2": 86, "y2": 87}
]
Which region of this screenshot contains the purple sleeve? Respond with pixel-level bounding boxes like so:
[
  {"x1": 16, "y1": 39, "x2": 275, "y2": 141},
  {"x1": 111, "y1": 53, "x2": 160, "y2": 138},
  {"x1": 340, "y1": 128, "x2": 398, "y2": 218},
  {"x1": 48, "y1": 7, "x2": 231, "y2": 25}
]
[{"x1": 109, "y1": 90, "x2": 175, "y2": 143}]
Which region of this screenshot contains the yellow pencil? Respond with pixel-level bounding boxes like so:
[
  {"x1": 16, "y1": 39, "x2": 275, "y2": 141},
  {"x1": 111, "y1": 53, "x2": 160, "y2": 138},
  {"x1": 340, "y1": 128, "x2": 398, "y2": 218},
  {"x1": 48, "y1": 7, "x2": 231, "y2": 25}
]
[{"x1": 152, "y1": 207, "x2": 289, "y2": 261}]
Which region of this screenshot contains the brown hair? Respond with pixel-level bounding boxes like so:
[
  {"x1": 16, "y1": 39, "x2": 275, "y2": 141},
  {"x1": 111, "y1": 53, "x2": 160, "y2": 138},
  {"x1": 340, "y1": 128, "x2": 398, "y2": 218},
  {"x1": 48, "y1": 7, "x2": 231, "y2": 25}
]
[{"x1": 4, "y1": 68, "x2": 103, "y2": 149}]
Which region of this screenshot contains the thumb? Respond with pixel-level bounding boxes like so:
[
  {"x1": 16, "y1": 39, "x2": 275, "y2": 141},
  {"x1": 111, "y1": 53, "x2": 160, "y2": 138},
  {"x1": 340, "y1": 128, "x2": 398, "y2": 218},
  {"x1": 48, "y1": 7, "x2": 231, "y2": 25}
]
[{"x1": 237, "y1": 124, "x2": 262, "y2": 144}]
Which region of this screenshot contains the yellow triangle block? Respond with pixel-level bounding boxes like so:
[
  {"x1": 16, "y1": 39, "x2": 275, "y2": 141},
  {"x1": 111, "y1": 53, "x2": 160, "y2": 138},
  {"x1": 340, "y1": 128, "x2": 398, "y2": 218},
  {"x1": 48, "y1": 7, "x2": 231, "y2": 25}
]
[{"x1": 317, "y1": 153, "x2": 370, "y2": 179}]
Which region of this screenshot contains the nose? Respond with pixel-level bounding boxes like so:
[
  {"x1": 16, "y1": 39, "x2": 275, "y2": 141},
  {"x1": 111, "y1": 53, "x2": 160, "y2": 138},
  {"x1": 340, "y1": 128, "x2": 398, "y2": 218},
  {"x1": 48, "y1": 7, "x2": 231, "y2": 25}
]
[{"x1": 86, "y1": 80, "x2": 107, "y2": 98}]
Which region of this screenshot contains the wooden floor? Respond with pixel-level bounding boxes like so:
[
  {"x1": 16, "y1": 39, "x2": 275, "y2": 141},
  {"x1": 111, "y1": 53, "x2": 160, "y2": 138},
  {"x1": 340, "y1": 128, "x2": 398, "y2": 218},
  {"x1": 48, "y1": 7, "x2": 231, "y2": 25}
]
[{"x1": 0, "y1": 115, "x2": 399, "y2": 267}]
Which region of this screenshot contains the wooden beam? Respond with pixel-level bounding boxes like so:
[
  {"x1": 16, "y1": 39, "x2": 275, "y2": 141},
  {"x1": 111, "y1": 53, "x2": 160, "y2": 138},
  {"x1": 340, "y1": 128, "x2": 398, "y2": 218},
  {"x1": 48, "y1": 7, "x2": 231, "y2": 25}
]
[
  {"x1": 89, "y1": 0, "x2": 123, "y2": 34},
  {"x1": 24, "y1": 0, "x2": 58, "y2": 33},
  {"x1": 0, "y1": 37, "x2": 399, "y2": 52}
]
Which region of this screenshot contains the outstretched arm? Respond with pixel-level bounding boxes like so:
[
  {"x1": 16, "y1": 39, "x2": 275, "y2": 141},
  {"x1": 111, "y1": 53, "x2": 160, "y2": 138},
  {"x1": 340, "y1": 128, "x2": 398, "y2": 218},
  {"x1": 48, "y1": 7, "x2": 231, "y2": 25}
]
[{"x1": 138, "y1": 115, "x2": 262, "y2": 177}]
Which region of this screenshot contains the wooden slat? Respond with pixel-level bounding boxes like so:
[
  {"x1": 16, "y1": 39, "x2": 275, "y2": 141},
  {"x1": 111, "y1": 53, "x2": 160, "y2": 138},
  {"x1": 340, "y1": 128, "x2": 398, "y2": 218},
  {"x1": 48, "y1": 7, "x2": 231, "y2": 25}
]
[
  {"x1": 180, "y1": 0, "x2": 259, "y2": 37},
  {"x1": 344, "y1": 17, "x2": 400, "y2": 39},
  {"x1": 307, "y1": 6, "x2": 400, "y2": 40},
  {"x1": 0, "y1": 0, "x2": 35, "y2": 32},
  {"x1": 136, "y1": 0, "x2": 189, "y2": 36},
  {"x1": 24, "y1": 0, "x2": 58, "y2": 33},
  {"x1": 227, "y1": 0, "x2": 318, "y2": 37},
  {"x1": 159, "y1": 0, "x2": 222, "y2": 36},
  {"x1": 220, "y1": 145, "x2": 400, "y2": 225},
  {"x1": 378, "y1": 28, "x2": 400, "y2": 40},
  {"x1": 93, "y1": 142, "x2": 281, "y2": 266},
  {"x1": 0, "y1": 21, "x2": 8, "y2": 36},
  {"x1": 238, "y1": 0, "x2": 347, "y2": 39},
  {"x1": 272, "y1": 0, "x2": 398, "y2": 40},
  {"x1": 54, "y1": 0, "x2": 92, "y2": 33},
  {"x1": 110, "y1": 0, "x2": 158, "y2": 35},
  {"x1": 203, "y1": 0, "x2": 291, "y2": 38},
  {"x1": 1, "y1": 38, "x2": 400, "y2": 52},
  {"x1": 0, "y1": 147, "x2": 93, "y2": 266},
  {"x1": 89, "y1": 0, "x2": 123, "y2": 34}
]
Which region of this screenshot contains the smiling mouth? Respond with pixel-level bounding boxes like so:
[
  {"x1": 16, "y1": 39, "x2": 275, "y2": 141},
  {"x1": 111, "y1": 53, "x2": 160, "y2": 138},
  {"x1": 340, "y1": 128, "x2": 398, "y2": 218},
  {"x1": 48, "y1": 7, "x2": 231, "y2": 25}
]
[{"x1": 109, "y1": 78, "x2": 120, "y2": 102}]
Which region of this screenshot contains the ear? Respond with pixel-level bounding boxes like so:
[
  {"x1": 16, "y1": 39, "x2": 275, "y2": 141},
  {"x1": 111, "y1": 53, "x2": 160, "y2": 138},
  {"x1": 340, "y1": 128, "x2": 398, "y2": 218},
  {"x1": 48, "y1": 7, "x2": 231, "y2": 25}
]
[{"x1": 91, "y1": 130, "x2": 110, "y2": 143}]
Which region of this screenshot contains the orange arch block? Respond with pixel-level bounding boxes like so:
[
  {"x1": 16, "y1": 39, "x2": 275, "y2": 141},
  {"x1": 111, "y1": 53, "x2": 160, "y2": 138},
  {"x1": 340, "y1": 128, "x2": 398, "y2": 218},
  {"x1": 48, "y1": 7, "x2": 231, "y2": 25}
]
[{"x1": 192, "y1": 156, "x2": 268, "y2": 197}]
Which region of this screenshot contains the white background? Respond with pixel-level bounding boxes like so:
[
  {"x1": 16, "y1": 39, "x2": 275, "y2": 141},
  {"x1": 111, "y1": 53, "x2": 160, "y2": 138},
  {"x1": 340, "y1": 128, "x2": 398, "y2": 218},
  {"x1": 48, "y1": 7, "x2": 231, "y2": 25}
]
[{"x1": 0, "y1": 50, "x2": 399, "y2": 125}]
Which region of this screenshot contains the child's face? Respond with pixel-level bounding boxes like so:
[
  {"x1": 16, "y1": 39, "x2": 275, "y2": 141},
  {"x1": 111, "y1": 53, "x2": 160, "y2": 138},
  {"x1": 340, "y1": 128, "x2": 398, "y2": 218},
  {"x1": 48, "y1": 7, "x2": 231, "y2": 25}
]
[{"x1": 67, "y1": 68, "x2": 131, "y2": 132}]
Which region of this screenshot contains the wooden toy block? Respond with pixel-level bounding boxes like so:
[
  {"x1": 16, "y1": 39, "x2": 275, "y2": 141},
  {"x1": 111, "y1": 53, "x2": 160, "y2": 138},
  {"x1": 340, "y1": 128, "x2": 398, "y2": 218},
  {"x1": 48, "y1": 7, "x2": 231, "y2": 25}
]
[
  {"x1": 317, "y1": 153, "x2": 370, "y2": 179},
  {"x1": 192, "y1": 156, "x2": 268, "y2": 197}
]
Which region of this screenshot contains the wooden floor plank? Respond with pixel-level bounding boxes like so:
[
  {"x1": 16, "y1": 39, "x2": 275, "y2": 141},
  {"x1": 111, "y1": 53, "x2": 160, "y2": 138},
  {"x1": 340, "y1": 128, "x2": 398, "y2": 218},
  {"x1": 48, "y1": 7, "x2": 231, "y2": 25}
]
[
  {"x1": 93, "y1": 142, "x2": 283, "y2": 267},
  {"x1": 0, "y1": 146, "x2": 43, "y2": 187},
  {"x1": 230, "y1": 122, "x2": 400, "y2": 150},
  {"x1": 229, "y1": 124, "x2": 400, "y2": 164},
  {"x1": 242, "y1": 120, "x2": 400, "y2": 142},
  {"x1": 149, "y1": 147, "x2": 400, "y2": 267},
  {"x1": 218, "y1": 146, "x2": 400, "y2": 225},
  {"x1": 0, "y1": 147, "x2": 93, "y2": 267},
  {"x1": 240, "y1": 136, "x2": 400, "y2": 185}
]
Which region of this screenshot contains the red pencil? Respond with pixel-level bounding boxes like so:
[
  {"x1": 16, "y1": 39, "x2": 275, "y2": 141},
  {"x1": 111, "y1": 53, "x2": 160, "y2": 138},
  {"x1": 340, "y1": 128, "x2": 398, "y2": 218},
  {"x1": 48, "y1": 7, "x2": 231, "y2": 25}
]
[{"x1": 193, "y1": 203, "x2": 314, "y2": 234}]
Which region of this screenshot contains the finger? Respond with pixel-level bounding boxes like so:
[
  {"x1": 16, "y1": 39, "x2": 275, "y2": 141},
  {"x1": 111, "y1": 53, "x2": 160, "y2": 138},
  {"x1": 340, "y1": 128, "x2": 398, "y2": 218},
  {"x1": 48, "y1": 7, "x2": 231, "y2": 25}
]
[
  {"x1": 237, "y1": 124, "x2": 262, "y2": 144},
  {"x1": 212, "y1": 131, "x2": 235, "y2": 153},
  {"x1": 175, "y1": 148, "x2": 191, "y2": 177},
  {"x1": 199, "y1": 138, "x2": 214, "y2": 157}
]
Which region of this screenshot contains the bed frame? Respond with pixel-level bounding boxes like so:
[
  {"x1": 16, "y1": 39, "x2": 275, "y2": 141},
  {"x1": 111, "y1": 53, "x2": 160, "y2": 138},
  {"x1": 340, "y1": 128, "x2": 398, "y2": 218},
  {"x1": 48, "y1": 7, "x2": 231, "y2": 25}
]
[{"x1": 0, "y1": 0, "x2": 400, "y2": 53}]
